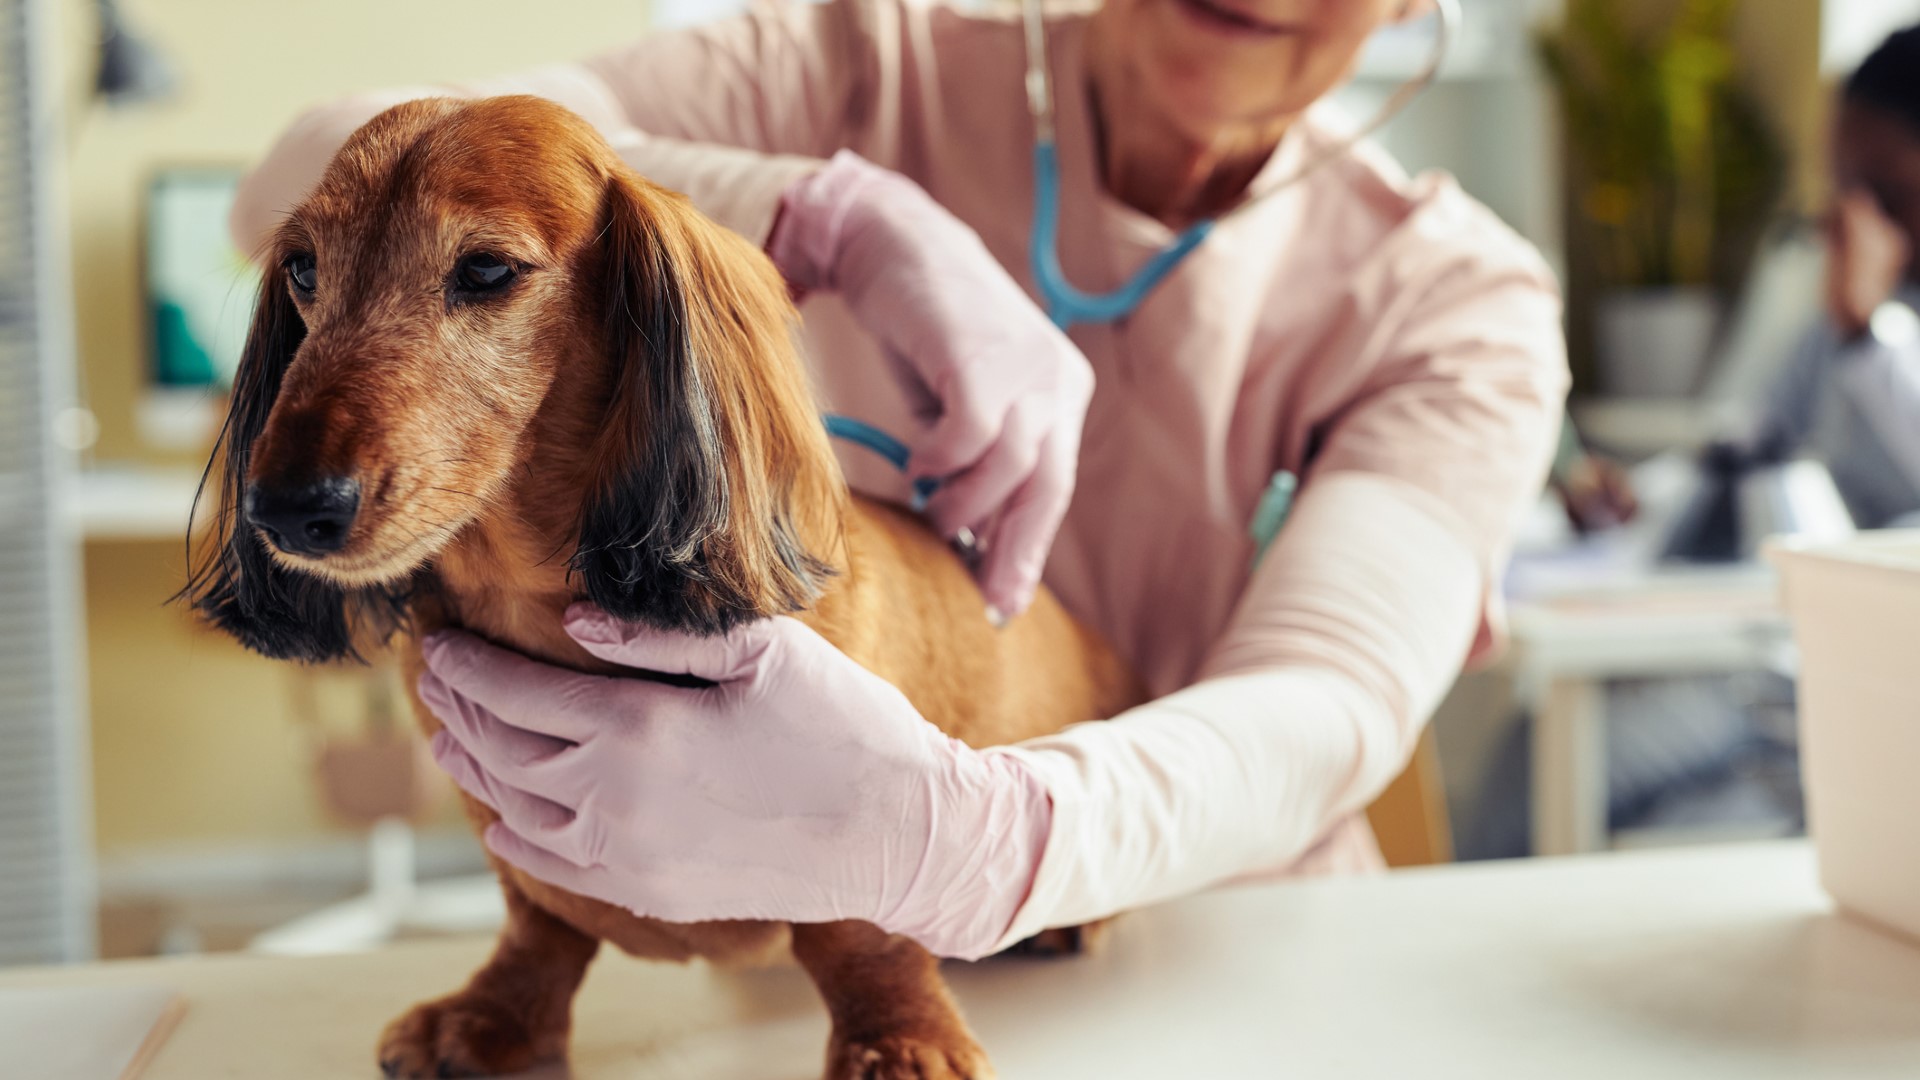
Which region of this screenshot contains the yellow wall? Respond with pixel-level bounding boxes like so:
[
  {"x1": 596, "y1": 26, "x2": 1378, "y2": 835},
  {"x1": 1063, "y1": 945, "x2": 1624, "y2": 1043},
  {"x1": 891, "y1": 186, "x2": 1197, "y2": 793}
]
[
  {"x1": 64, "y1": 0, "x2": 651, "y2": 856},
  {"x1": 84, "y1": 541, "x2": 328, "y2": 853}
]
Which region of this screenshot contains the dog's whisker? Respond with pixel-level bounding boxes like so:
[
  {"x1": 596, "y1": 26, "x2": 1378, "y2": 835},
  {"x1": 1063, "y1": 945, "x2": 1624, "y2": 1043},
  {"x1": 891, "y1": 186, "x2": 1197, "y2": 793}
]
[{"x1": 534, "y1": 537, "x2": 575, "y2": 569}]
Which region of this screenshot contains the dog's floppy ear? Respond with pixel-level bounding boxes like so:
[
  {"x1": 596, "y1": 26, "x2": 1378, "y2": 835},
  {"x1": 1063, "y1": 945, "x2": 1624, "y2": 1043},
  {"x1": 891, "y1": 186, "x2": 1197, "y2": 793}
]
[
  {"x1": 574, "y1": 173, "x2": 842, "y2": 634},
  {"x1": 181, "y1": 269, "x2": 402, "y2": 663}
]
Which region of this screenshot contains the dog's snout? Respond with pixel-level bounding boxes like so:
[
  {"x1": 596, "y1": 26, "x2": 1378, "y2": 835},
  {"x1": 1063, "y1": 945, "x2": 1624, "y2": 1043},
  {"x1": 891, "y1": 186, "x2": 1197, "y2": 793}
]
[{"x1": 246, "y1": 477, "x2": 361, "y2": 557}]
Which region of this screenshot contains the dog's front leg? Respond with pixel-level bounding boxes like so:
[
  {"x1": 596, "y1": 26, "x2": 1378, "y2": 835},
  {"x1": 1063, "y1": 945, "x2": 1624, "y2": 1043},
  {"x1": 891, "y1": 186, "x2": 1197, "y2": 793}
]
[
  {"x1": 377, "y1": 876, "x2": 599, "y2": 1078},
  {"x1": 791, "y1": 920, "x2": 994, "y2": 1080}
]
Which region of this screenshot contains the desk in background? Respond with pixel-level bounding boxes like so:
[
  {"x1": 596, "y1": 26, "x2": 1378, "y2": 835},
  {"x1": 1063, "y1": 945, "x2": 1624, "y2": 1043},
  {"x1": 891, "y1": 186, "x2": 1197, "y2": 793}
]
[
  {"x1": 63, "y1": 466, "x2": 204, "y2": 541},
  {"x1": 1508, "y1": 566, "x2": 1791, "y2": 856},
  {"x1": 4, "y1": 842, "x2": 1916, "y2": 1079}
]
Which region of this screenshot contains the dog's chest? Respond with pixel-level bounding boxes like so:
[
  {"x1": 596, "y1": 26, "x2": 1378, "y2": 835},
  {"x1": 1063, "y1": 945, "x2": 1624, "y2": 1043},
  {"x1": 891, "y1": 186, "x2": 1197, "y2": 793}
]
[{"x1": 429, "y1": 538, "x2": 599, "y2": 671}]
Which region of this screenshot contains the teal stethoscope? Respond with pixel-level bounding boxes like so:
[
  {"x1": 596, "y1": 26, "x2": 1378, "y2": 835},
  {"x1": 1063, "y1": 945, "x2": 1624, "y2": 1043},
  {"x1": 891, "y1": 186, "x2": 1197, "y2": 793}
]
[{"x1": 832, "y1": 0, "x2": 1459, "y2": 563}]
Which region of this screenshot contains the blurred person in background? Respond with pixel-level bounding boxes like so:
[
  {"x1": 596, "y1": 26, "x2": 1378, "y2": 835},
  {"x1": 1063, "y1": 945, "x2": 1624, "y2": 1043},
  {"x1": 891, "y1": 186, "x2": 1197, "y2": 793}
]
[
  {"x1": 1466, "y1": 25, "x2": 1920, "y2": 859},
  {"x1": 231, "y1": 0, "x2": 1567, "y2": 957},
  {"x1": 1716, "y1": 22, "x2": 1920, "y2": 529}
]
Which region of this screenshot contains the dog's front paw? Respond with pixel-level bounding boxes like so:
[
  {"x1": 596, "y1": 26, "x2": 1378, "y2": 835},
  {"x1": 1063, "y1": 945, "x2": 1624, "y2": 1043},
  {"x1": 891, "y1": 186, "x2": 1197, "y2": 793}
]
[
  {"x1": 827, "y1": 1031, "x2": 995, "y2": 1080},
  {"x1": 377, "y1": 991, "x2": 558, "y2": 1078}
]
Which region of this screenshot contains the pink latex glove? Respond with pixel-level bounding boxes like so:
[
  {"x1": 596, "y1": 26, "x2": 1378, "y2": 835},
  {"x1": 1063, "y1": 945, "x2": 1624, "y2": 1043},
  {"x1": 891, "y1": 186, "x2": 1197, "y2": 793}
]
[
  {"x1": 418, "y1": 605, "x2": 1053, "y2": 960},
  {"x1": 770, "y1": 150, "x2": 1093, "y2": 623}
]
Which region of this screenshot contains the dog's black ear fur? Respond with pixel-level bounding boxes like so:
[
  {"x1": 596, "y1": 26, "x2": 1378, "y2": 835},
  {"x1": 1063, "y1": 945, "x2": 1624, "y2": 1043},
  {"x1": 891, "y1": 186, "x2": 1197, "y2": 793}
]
[
  {"x1": 573, "y1": 174, "x2": 841, "y2": 635},
  {"x1": 179, "y1": 273, "x2": 404, "y2": 663}
]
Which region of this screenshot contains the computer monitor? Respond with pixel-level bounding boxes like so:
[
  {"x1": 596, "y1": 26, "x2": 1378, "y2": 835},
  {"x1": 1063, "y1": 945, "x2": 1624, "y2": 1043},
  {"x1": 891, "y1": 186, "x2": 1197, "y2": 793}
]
[{"x1": 145, "y1": 167, "x2": 255, "y2": 391}]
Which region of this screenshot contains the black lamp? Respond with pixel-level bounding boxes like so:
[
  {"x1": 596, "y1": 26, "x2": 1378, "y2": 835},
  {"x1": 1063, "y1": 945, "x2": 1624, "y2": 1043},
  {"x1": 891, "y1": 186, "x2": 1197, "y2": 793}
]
[{"x1": 94, "y1": 0, "x2": 176, "y2": 106}]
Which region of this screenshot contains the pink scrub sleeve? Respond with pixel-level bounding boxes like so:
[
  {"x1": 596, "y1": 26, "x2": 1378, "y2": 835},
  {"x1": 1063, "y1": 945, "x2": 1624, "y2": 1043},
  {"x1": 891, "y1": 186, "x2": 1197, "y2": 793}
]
[
  {"x1": 988, "y1": 263, "x2": 1567, "y2": 949},
  {"x1": 229, "y1": 2, "x2": 869, "y2": 256},
  {"x1": 1255, "y1": 230, "x2": 1571, "y2": 665}
]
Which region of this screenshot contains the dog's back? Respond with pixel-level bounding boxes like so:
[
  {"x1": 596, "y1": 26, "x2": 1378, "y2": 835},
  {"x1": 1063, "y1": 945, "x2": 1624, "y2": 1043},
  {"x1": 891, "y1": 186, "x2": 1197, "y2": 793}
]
[{"x1": 820, "y1": 497, "x2": 1143, "y2": 747}]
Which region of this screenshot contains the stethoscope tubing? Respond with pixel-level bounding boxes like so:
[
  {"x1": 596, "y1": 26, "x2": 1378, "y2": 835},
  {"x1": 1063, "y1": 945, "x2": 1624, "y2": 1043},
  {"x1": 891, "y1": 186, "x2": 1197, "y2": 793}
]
[{"x1": 1016, "y1": 0, "x2": 1459, "y2": 548}]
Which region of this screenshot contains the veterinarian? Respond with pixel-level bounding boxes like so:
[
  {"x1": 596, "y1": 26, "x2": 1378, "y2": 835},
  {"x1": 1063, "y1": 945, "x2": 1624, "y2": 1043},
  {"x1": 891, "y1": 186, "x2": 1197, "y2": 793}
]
[{"x1": 234, "y1": 0, "x2": 1566, "y2": 959}]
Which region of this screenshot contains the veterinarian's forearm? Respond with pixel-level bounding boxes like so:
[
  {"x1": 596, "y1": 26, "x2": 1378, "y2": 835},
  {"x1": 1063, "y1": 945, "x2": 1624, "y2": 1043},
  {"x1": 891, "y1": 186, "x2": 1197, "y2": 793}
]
[
  {"x1": 231, "y1": 69, "x2": 820, "y2": 258},
  {"x1": 987, "y1": 472, "x2": 1484, "y2": 950},
  {"x1": 446, "y1": 65, "x2": 827, "y2": 245},
  {"x1": 230, "y1": 84, "x2": 440, "y2": 256},
  {"x1": 459, "y1": 0, "x2": 872, "y2": 246},
  {"x1": 236, "y1": 1, "x2": 880, "y2": 257}
]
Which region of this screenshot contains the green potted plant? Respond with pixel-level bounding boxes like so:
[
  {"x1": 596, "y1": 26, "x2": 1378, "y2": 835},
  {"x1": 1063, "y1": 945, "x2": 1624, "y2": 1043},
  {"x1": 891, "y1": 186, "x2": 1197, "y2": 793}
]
[{"x1": 1538, "y1": 0, "x2": 1786, "y2": 398}]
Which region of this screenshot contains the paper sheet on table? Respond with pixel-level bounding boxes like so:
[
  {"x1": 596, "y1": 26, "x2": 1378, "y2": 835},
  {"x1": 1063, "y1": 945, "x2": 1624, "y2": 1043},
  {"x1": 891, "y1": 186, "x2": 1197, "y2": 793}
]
[{"x1": 0, "y1": 984, "x2": 186, "y2": 1080}]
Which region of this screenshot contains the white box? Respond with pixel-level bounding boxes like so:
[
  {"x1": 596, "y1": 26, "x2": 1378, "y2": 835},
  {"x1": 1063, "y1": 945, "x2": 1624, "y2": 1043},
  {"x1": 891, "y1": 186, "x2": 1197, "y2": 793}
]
[{"x1": 1771, "y1": 531, "x2": 1920, "y2": 944}]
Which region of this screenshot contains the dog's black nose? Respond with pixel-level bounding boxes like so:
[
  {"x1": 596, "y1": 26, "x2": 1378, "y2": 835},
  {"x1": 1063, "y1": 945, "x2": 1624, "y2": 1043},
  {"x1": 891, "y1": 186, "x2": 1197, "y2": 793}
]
[{"x1": 246, "y1": 477, "x2": 360, "y2": 556}]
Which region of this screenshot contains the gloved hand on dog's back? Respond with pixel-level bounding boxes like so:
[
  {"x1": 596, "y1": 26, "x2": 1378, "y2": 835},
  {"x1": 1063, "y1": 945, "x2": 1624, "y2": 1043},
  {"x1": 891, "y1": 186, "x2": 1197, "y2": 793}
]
[
  {"x1": 773, "y1": 150, "x2": 1093, "y2": 623},
  {"x1": 419, "y1": 603, "x2": 1053, "y2": 961}
]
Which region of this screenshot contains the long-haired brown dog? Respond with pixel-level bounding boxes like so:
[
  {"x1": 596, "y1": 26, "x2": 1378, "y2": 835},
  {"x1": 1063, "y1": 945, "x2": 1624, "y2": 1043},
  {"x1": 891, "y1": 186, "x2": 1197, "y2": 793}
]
[{"x1": 186, "y1": 95, "x2": 1141, "y2": 1079}]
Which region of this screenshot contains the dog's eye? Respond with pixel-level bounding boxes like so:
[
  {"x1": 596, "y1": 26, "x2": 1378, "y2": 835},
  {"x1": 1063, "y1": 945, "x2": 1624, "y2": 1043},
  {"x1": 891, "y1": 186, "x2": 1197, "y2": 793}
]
[
  {"x1": 284, "y1": 253, "x2": 317, "y2": 296},
  {"x1": 453, "y1": 253, "x2": 516, "y2": 294}
]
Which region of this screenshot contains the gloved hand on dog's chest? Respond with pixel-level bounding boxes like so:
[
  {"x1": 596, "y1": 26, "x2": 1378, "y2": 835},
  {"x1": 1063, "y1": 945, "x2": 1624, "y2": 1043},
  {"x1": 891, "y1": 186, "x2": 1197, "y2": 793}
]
[
  {"x1": 772, "y1": 151, "x2": 1093, "y2": 624},
  {"x1": 419, "y1": 604, "x2": 1053, "y2": 960}
]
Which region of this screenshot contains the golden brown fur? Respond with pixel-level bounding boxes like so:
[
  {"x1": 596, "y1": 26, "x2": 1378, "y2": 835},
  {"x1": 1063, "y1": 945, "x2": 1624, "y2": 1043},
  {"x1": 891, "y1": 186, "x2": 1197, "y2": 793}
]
[{"x1": 188, "y1": 96, "x2": 1141, "y2": 1079}]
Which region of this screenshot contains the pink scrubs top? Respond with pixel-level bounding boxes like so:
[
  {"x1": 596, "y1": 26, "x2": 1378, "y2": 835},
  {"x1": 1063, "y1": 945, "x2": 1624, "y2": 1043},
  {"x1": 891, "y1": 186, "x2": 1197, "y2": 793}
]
[{"x1": 232, "y1": 0, "x2": 1569, "y2": 945}]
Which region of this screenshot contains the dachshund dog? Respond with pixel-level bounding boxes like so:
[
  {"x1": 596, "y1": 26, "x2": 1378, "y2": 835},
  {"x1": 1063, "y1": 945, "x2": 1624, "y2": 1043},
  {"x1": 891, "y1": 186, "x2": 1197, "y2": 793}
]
[{"x1": 186, "y1": 95, "x2": 1142, "y2": 1079}]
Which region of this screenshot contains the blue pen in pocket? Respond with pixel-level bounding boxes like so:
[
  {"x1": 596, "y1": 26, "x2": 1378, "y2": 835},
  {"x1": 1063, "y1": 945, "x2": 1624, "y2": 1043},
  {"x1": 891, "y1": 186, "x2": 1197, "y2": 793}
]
[{"x1": 1248, "y1": 470, "x2": 1298, "y2": 569}]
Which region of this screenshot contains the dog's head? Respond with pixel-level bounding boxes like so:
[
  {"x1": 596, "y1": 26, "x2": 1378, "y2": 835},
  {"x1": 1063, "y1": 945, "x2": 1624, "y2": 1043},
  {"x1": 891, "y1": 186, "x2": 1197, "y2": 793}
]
[{"x1": 187, "y1": 96, "x2": 841, "y2": 662}]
